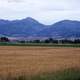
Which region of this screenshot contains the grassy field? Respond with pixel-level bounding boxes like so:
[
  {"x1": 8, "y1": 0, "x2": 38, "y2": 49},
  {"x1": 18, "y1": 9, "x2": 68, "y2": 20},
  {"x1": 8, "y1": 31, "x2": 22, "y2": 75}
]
[
  {"x1": 0, "y1": 46, "x2": 80, "y2": 80},
  {"x1": 0, "y1": 42, "x2": 80, "y2": 47}
]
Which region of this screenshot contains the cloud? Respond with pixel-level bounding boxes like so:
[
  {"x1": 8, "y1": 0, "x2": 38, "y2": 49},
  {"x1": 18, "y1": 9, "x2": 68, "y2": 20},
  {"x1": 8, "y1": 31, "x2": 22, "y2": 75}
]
[
  {"x1": 0, "y1": 0, "x2": 80, "y2": 11},
  {"x1": 0, "y1": 0, "x2": 23, "y2": 3},
  {"x1": 0, "y1": 0, "x2": 80, "y2": 24}
]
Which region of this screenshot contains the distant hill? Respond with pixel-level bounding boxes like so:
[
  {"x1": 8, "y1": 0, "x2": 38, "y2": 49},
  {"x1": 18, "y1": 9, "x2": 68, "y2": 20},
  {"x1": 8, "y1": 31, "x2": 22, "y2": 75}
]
[
  {"x1": 37, "y1": 20, "x2": 80, "y2": 39},
  {"x1": 0, "y1": 18, "x2": 80, "y2": 40},
  {"x1": 0, "y1": 17, "x2": 45, "y2": 37}
]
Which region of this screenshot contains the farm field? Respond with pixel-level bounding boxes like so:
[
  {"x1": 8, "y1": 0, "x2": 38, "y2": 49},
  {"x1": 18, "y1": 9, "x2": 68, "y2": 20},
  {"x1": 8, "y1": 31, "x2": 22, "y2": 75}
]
[{"x1": 0, "y1": 46, "x2": 80, "y2": 78}]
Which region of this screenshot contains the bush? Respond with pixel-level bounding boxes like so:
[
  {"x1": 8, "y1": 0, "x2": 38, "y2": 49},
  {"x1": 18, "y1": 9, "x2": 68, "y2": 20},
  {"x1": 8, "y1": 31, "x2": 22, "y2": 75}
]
[{"x1": 0, "y1": 37, "x2": 10, "y2": 42}]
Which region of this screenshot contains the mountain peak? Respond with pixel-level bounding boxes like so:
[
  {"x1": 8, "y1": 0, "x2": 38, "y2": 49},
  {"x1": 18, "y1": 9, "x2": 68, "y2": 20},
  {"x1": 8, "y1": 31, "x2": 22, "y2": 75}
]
[
  {"x1": 26, "y1": 17, "x2": 34, "y2": 20},
  {"x1": 22, "y1": 17, "x2": 37, "y2": 22},
  {"x1": 58, "y1": 20, "x2": 80, "y2": 23}
]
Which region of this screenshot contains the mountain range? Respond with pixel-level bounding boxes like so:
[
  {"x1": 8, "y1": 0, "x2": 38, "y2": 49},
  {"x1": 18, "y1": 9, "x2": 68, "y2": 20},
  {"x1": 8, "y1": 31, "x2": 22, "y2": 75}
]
[{"x1": 0, "y1": 17, "x2": 80, "y2": 40}]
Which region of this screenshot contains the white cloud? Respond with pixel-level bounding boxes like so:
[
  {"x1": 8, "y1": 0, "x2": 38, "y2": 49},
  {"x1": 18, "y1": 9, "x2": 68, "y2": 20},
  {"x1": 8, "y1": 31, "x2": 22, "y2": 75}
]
[{"x1": 0, "y1": 0, "x2": 80, "y2": 24}]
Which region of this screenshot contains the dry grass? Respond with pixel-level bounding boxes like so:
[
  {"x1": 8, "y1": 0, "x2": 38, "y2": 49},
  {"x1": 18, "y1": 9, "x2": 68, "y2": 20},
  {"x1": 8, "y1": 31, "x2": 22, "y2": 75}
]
[{"x1": 0, "y1": 46, "x2": 80, "y2": 77}]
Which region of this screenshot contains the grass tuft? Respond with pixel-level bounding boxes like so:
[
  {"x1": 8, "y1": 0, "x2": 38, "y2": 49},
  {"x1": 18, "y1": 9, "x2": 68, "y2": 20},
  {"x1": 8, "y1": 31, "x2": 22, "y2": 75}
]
[{"x1": 0, "y1": 68, "x2": 80, "y2": 80}]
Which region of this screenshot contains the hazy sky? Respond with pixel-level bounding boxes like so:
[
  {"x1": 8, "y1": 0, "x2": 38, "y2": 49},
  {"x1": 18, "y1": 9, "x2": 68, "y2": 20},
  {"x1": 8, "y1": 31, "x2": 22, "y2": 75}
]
[{"x1": 0, "y1": 0, "x2": 80, "y2": 24}]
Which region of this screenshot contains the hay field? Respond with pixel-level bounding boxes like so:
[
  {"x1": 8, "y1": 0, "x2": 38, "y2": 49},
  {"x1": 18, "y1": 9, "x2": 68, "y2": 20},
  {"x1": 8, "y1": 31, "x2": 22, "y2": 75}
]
[{"x1": 0, "y1": 46, "x2": 80, "y2": 77}]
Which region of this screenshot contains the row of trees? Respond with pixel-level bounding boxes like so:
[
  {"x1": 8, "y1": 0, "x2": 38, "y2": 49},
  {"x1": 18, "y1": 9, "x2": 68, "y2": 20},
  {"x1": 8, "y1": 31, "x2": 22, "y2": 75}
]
[
  {"x1": 0, "y1": 37, "x2": 80, "y2": 44},
  {"x1": 19, "y1": 38, "x2": 80, "y2": 44},
  {"x1": 0, "y1": 37, "x2": 10, "y2": 42}
]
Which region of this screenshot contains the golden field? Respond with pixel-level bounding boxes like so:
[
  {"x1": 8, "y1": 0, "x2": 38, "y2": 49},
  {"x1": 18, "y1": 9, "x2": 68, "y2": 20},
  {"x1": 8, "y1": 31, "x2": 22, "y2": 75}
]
[{"x1": 0, "y1": 46, "x2": 80, "y2": 77}]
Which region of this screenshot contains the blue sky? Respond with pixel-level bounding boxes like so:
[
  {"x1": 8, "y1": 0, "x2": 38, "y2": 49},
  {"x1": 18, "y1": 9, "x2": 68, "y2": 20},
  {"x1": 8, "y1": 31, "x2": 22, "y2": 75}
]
[{"x1": 0, "y1": 0, "x2": 80, "y2": 24}]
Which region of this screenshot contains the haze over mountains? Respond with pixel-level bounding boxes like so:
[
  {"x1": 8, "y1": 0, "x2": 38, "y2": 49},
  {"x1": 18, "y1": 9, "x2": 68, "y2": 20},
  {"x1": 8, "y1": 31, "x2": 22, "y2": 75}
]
[{"x1": 0, "y1": 17, "x2": 80, "y2": 40}]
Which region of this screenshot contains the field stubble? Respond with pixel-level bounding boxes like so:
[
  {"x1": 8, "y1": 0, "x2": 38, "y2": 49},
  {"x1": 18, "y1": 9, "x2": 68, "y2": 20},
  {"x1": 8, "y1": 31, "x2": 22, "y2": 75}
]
[{"x1": 0, "y1": 46, "x2": 80, "y2": 77}]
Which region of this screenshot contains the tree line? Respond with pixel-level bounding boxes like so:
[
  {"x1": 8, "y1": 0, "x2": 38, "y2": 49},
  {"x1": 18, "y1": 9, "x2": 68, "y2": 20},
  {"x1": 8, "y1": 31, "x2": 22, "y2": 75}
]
[
  {"x1": 19, "y1": 38, "x2": 80, "y2": 44},
  {"x1": 0, "y1": 37, "x2": 80, "y2": 44}
]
